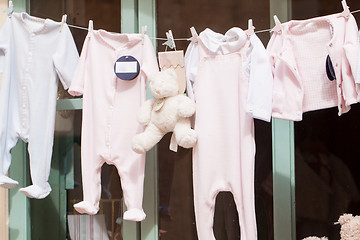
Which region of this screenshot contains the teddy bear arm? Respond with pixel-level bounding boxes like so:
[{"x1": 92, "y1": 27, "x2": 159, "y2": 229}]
[
  {"x1": 137, "y1": 99, "x2": 155, "y2": 125},
  {"x1": 177, "y1": 95, "x2": 196, "y2": 117}
]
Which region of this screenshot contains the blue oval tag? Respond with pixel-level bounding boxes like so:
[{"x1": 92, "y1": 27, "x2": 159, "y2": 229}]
[
  {"x1": 326, "y1": 55, "x2": 336, "y2": 81},
  {"x1": 114, "y1": 55, "x2": 140, "y2": 80}
]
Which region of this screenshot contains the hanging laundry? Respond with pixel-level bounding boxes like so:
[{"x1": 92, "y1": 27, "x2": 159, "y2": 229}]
[
  {"x1": 0, "y1": 12, "x2": 79, "y2": 199},
  {"x1": 184, "y1": 26, "x2": 273, "y2": 240},
  {"x1": 268, "y1": 12, "x2": 359, "y2": 121},
  {"x1": 68, "y1": 22, "x2": 159, "y2": 221}
]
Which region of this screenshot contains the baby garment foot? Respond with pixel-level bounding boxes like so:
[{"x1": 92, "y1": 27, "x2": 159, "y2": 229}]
[
  {"x1": 19, "y1": 183, "x2": 52, "y2": 199},
  {"x1": 0, "y1": 175, "x2": 19, "y2": 189},
  {"x1": 123, "y1": 208, "x2": 146, "y2": 221},
  {"x1": 74, "y1": 201, "x2": 99, "y2": 215},
  {"x1": 177, "y1": 129, "x2": 197, "y2": 149}
]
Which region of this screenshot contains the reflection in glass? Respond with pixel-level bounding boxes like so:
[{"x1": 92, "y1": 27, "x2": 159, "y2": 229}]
[{"x1": 295, "y1": 106, "x2": 360, "y2": 239}]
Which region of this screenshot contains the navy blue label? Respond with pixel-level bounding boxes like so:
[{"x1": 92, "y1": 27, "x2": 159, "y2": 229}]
[
  {"x1": 114, "y1": 55, "x2": 140, "y2": 80},
  {"x1": 326, "y1": 55, "x2": 336, "y2": 81}
]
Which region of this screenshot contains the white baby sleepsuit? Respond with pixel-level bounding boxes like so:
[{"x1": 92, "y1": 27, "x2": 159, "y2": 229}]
[
  {"x1": 0, "y1": 12, "x2": 79, "y2": 198},
  {"x1": 69, "y1": 28, "x2": 159, "y2": 221},
  {"x1": 185, "y1": 28, "x2": 273, "y2": 239}
]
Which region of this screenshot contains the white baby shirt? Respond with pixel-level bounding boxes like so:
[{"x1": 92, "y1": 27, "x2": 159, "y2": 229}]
[{"x1": 0, "y1": 12, "x2": 79, "y2": 199}]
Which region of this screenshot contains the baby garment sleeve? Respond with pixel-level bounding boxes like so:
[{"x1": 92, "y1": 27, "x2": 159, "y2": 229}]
[
  {"x1": 341, "y1": 15, "x2": 359, "y2": 104},
  {"x1": 343, "y1": 15, "x2": 359, "y2": 84},
  {"x1": 53, "y1": 24, "x2": 79, "y2": 90},
  {"x1": 141, "y1": 35, "x2": 159, "y2": 79},
  {"x1": 184, "y1": 41, "x2": 199, "y2": 101},
  {"x1": 68, "y1": 34, "x2": 91, "y2": 96},
  {"x1": 139, "y1": 35, "x2": 159, "y2": 102},
  {"x1": 243, "y1": 34, "x2": 273, "y2": 122},
  {"x1": 357, "y1": 31, "x2": 360, "y2": 84},
  {"x1": 0, "y1": 17, "x2": 11, "y2": 78}
]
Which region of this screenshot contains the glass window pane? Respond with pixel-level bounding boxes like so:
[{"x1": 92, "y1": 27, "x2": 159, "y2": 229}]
[
  {"x1": 156, "y1": 1, "x2": 273, "y2": 239},
  {"x1": 293, "y1": 1, "x2": 360, "y2": 239},
  {"x1": 295, "y1": 107, "x2": 360, "y2": 239}
]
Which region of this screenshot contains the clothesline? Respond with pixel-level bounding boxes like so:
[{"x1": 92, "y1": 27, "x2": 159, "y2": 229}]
[{"x1": 68, "y1": 9, "x2": 360, "y2": 41}]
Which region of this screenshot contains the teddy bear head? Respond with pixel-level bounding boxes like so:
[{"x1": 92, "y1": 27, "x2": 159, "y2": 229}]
[
  {"x1": 148, "y1": 68, "x2": 179, "y2": 99},
  {"x1": 337, "y1": 213, "x2": 360, "y2": 240}
]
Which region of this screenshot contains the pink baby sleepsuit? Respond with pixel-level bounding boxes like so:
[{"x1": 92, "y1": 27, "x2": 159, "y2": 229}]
[
  {"x1": 268, "y1": 12, "x2": 359, "y2": 121},
  {"x1": 69, "y1": 27, "x2": 159, "y2": 221},
  {"x1": 0, "y1": 12, "x2": 79, "y2": 199},
  {"x1": 185, "y1": 28, "x2": 273, "y2": 239}
]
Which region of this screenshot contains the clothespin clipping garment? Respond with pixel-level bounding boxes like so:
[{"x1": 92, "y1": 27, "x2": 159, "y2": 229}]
[
  {"x1": 162, "y1": 30, "x2": 176, "y2": 50},
  {"x1": 60, "y1": 14, "x2": 67, "y2": 32},
  {"x1": 3, "y1": 0, "x2": 14, "y2": 15},
  {"x1": 88, "y1": 20, "x2": 94, "y2": 32},
  {"x1": 188, "y1": 26, "x2": 198, "y2": 43},
  {"x1": 271, "y1": 15, "x2": 282, "y2": 33},
  {"x1": 141, "y1": 26, "x2": 147, "y2": 45},
  {"x1": 245, "y1": 19, "x2": 255, "y2": 37},
  {"x1": 340, "y1": 0, "x2": 350, "y2": 18}
]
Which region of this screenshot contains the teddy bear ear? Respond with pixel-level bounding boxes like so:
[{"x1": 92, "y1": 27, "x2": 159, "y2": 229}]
[{"x1": 337, "y1": 213, "x2": 353, "y2": 225}]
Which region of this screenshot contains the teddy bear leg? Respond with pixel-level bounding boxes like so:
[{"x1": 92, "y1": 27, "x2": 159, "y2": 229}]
[
  {"x1": 132, "y1": 122, "x2": 165, "y2": 153},
  {"x1": 174, "y1": 119, "x2": 197, "y2": 149}
]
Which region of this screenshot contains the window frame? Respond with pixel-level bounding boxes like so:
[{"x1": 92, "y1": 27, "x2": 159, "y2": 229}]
[{"x1": 7, "y1": 0, "x2": 296, "y2": 239}]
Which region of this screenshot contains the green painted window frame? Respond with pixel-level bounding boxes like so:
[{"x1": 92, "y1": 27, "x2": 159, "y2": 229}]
[{"x1": 8, "y1": 0, "x2": 296, "y2": 239}]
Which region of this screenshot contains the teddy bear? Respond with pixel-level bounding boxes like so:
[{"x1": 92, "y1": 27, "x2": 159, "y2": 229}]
[
  {"x1": 302, "y1": 237, "x2": 328, "y2": 240},
  {"x1": 132, "y1": 68, "x2": 197, "y2": 153},
  {"x1": 336, "y1": 213, "x2": 360, "y2": 240}
]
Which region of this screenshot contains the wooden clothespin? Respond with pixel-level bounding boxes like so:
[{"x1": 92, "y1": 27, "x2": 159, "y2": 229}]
[
  {"x1": 340, "y1": 0, "x2": 350, "y2": 18},
  {"x1": 162, "y1": 30, "x2": 176, "y2": 50},
  {"x1": 60, "y1": 14, "x2": 67, "y2": 32},
  {"x1": 141, "y1": 26, "x2": 147, "y2": 45},
  {"x1": 188, "y1": 26, "x2": 198, "y2": 43},
  {"x1": 245, "y1": 19, "x2": 255, "y2": 37},
  {"x1": 271, "y1": 15, "x2": 282, "y2": 33},
  {"x1": 3, "y1": 0, "x2": 14, "y2": 16},
  {"x1": 88, "y1": 20, "x2": 94, "y2": 33}
]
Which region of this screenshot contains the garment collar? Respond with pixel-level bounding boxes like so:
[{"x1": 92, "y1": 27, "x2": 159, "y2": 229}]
[{"x1": 199, "y1": 27, "x2": 247, "y2": 55}]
